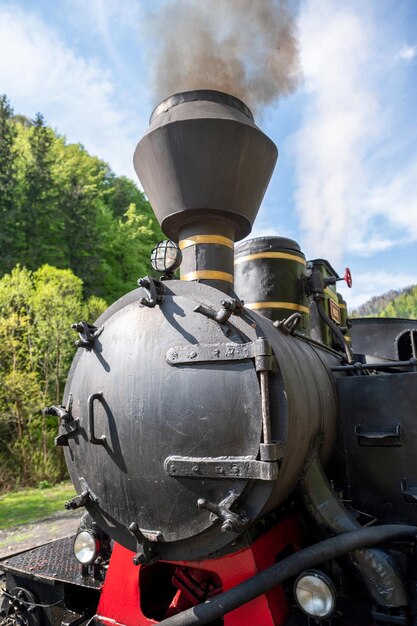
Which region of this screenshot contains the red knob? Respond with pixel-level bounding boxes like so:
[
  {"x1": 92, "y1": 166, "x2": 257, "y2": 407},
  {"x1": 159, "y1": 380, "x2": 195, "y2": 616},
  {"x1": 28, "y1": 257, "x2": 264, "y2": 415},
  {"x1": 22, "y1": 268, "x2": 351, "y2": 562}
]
[{"x1": 344, "y1": 267, "x2": 352, "y2": 288}]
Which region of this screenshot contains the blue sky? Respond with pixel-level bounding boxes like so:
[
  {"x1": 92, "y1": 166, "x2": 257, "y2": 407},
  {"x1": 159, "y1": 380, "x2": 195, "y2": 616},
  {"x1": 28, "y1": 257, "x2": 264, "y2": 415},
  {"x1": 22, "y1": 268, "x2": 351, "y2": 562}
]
[{"x1": 0, "y1": 0, "x2": 416, "y2": 308}]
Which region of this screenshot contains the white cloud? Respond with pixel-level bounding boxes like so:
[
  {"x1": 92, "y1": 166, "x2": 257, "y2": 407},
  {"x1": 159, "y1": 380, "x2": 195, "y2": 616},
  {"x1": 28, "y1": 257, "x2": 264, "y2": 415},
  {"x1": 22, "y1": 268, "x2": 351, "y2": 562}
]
[
  {"x1": 399, "y1": 45, "x2": 417, "y2": 61},
  {"x1": 293, "y1": 1, "x2": 417, "y2": 267},
  {"x1": 293, "y1": 0, "x2": 378, "y2": 264},
  {"x1": 0, "y1": 5, "x2": 142, "y2": 178}
]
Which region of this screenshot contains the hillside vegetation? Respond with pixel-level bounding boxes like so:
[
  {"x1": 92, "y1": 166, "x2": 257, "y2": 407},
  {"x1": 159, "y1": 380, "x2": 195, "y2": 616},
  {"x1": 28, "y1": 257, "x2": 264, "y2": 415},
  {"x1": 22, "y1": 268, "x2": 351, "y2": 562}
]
[
  {"x1": 0, "y1": 94, "x2": 161, "y2": 302},
  {"x1": 352, "y1": 285, "x2": 417, "y2": 319},
  {"x1": 0, "y1": 94, "x2": 161, "y2": 491}
]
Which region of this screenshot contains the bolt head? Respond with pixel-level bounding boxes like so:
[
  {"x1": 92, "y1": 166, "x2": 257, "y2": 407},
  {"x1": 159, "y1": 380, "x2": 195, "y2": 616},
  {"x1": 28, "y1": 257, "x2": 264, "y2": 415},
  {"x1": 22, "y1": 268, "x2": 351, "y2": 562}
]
[{"x1": 221, "y1": 520, "x2": 234, "y2": 533}]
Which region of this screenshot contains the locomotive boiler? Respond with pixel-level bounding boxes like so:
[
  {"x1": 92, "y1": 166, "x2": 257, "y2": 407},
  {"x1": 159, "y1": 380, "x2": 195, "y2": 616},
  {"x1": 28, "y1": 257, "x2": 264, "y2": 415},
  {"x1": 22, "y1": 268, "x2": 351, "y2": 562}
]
[{"x1": 2, "y1": 90, "x2": 417, "y2": 626}]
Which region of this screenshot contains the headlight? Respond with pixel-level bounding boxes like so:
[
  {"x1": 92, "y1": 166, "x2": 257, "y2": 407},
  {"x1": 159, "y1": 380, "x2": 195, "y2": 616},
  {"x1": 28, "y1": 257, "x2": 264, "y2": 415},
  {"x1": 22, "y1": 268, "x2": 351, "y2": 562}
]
[
  {"x1": 73, "y1": 530, "x2": 99, "y2": 565},
  {"x1": 150, "y1": 240, "x2": 182, "y2": 275},
  {"x1": 294, "y1": 570, "x2": 336, "y2": 619}
]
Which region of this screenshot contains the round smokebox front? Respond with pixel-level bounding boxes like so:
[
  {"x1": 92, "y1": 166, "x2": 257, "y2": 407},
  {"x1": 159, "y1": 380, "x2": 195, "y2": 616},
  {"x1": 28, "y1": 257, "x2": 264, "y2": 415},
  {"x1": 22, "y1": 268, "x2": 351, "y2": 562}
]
[{"x1": 63, "y1": 282, "x2": 272, "y2": 561}]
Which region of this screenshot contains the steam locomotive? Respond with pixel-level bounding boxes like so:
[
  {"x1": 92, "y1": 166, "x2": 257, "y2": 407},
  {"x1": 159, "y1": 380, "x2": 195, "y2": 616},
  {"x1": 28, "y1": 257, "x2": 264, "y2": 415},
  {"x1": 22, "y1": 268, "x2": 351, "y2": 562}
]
[{"x1": 2, "y1": 90, "x2": 417, "y2": 626}]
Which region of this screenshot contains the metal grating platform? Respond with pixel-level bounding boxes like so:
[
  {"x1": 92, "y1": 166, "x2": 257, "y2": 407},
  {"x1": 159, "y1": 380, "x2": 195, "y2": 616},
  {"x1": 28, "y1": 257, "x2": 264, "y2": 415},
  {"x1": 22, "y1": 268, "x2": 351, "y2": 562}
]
[{"x1": 0, "y1": 536, "x2": 101, "y2": 589}]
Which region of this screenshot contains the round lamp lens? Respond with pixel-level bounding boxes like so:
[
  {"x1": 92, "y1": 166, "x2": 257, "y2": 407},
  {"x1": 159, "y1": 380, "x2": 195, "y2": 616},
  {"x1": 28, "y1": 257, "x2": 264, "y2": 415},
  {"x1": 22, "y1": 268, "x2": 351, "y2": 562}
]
[
  {"x1": 150, "y1": 240, "x2": 182, "y2": 274},
  {"x1": 73, "y1": 530, "x2": 98, "y2": 565},
  {"x1": 294, "y1": 571, "x2": 336, "y2": 618}
]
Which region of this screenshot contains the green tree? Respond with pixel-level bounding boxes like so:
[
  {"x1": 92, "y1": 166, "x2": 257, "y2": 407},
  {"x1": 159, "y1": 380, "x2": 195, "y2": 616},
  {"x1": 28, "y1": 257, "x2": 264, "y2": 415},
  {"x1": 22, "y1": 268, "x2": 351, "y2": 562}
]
[
  {"x1": 21, "y1": 113, "x2": 58, "y2": 269},
  {"x1": 0, "y1": 95, "x2": 20, "y2": 270},
  {"x1": 0, "y1": 264, "x2": 107, "y2": 490},
  {"x1": 0, "y1": 96, "x2": 162, "y2": 304}
]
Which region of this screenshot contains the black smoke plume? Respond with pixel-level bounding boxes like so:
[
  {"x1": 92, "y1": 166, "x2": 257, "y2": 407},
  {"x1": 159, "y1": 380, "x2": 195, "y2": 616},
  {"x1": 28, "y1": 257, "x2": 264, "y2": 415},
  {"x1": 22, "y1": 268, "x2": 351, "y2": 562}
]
[{"x1": 147, "y1": 0, "x2": 301, "y2": 114}]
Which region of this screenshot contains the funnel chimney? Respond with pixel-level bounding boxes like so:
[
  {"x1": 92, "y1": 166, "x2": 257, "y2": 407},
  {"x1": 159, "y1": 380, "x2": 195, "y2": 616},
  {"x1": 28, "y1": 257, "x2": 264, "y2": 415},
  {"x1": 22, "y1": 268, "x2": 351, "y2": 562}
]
[{"x1": 134, "y1": 90, "x2": 278, "y2": 292}]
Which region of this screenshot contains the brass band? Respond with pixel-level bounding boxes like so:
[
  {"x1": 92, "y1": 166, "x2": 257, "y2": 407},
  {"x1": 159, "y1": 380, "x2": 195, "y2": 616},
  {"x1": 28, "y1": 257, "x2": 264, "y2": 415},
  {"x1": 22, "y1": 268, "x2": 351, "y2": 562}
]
[
  {"x1": 179, "y1": 235, "x2": 234, "y2": 251},
  {"x1": 181, "y1": 270, "x2": 234, "y2": 283},
  {"x1": 244, "y1": 301, "x2": 310, "y2": 314},
  {"x1": 234, "y1": 251, "x2": 306, "y2": 266}
]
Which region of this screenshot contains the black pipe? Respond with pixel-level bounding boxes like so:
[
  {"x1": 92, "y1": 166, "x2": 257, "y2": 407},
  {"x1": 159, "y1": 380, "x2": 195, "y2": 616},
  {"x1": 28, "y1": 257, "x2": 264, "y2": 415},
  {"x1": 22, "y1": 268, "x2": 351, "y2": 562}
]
[
  {"x1": 331, "y1": 358, "x2": 417, "y2": 372},
  {"x1": 315, "y1": 297, "x2": 354, "y2": 364},
  {"x1": 299, "y1": 451, "x2": 409, "y2": 607},
  {"x1": 158, "y1": 524, "x2": 417, "y2": 626}
]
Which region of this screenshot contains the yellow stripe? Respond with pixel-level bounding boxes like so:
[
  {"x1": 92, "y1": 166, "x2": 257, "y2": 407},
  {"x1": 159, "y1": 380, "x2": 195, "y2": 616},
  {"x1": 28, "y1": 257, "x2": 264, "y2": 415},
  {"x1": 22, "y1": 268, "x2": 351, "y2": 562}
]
[
  {"x1": 345, "y1": 335, "x2": 351, "y2": 342},
  {"x1": 339, "y1": 302, "x2": 347, "y2": 309},
  {"x1": 245, "y1": 301, "x2": 310, "y2": 314},
  {"x1": 181, "y1": 270, "x2": 234, "y2": 283},
  {"x1": 325, "y1": 287, "x2": 339, "y2": 303},
  {"x1": 179, "y1": 235, "x2": 234, "y2": 250},
  {"x1": 234, "y1": 252, "x2": 306, "y2": 266}
]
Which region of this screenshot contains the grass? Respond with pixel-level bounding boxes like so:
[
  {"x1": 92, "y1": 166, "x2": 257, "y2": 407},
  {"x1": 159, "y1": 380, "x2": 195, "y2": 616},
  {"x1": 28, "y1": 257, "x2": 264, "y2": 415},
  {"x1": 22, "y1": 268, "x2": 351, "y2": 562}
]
[{"x1": 0, "y1": 482, "x2": 76, "y2": 530}]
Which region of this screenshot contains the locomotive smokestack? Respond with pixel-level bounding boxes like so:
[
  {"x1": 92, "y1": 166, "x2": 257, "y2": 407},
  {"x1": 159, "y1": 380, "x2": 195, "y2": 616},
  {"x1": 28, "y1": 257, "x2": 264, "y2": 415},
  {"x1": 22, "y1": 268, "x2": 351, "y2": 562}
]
[{"x1": 134, "y1": 90, "x2": 278, "y2": 292}]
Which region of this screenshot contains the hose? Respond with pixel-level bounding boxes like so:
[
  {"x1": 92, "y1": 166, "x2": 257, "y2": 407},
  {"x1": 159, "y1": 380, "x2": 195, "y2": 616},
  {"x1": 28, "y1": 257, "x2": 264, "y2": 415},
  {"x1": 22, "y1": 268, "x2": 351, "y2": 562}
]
[
  {"x1": 300, "y1": 450, "x2": 409, "y2": 607},
  {"x1": 158, "y1": 524, "x2": 417, "y2": 626},
  {"x1": 315, "y1": 298, "x2": 354, "y2": 364}
]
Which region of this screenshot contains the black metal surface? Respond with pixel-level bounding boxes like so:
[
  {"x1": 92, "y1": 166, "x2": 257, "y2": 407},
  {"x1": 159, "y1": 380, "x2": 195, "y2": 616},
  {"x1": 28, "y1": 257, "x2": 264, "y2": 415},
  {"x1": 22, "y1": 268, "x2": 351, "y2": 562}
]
[
  {"x1": 234, "y1": 236, "x2": 310, "y2": 332},
  {"x1": 178, "y1": 219, "x2": 235, "y2": 293},
  {"x1": 64, "y1": 279, "x2": 269, "y2": 560},
  {"x1": 337, "y1": 371, "x2": 417, "y2": 525},
  {"x1": 0, "y1": 538, "x2": 100, "y2": 589},
  {"x1": 150, "y1": 90, "x2": 254, "y2": 124},
  {"x1": 134, "y1": 90, "x2": 278, "y2": 241},
  {"x1": 350, "y1": 317, "x2": 417, "y2": 361}
]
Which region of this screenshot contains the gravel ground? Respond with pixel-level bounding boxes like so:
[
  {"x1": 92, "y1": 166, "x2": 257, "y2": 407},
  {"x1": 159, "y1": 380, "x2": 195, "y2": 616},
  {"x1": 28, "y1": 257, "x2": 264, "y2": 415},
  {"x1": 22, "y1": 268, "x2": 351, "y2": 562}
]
[{"x1": 0, "y1": 510, "x2": 82, "y2": 560}]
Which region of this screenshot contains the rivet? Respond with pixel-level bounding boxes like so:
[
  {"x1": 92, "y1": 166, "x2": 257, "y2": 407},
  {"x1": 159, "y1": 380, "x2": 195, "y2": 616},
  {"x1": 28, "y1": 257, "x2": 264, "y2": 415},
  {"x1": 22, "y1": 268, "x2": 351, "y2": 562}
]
[
  {"x1": 192, "y1": 465, "x2": 199, "y2": 472},
  {"x1": 189, "y1": 351, "x2": 197, "y2": 359}
]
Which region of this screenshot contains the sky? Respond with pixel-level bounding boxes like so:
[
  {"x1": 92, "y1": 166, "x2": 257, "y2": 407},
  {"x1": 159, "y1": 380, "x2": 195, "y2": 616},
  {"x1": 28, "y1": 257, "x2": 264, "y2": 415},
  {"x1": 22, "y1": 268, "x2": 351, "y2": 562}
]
[{"x1": 0, "y1": 0, "x2": 416, "y2": 309}]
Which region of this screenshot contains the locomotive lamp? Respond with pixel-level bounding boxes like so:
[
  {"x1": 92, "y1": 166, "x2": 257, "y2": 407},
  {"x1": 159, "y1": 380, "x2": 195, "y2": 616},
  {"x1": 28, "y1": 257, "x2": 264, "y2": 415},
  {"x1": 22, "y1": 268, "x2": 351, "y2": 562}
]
[
  {"x1": 294, "y1": 570, "x2": 337, "y2": 619},
  {"x1": 73, "y1": 530, "x2": 100, "y2": 565},
  {"x1": 150, "y1": 239, "x2": 182, "y2": 277}
]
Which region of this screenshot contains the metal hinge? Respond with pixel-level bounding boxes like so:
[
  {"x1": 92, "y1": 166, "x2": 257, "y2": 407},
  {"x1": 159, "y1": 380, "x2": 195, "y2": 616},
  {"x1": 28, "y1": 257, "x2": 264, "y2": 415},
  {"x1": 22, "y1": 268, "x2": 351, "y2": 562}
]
[
  {"x1": 166, "y1": 337, "x2": 275, "y2": 372},
  {"x1": 164, "y1": 456, "x2": 278, "y2": 481}
]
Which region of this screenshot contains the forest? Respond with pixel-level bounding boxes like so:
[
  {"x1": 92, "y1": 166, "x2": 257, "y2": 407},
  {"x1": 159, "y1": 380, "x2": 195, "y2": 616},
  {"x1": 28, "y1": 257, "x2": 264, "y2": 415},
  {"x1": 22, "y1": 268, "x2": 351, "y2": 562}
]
[{"x1": 0, "y1": 94, "x2": 161, "y2": 491}]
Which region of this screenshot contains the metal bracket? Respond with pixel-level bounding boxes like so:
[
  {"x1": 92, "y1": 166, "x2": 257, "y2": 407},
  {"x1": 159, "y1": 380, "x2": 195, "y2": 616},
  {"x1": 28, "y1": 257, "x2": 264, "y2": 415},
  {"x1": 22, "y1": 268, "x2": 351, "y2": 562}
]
[
  {"x1": 354, "y1": 424, "x2": 402, "y2": 447},
  {"x1": 166, "y1": 336, "x2": 274, "y2": 372},
  {"x1": 197, "y1": 497, "x2": 247, "y2": 533},
  {"x1": 129, "y1": 522, "x2": 160, "y2": 566},
  {"x1": 65, "y1": 478, "x2": 98, "y2": 510},
  {"x1": 165, "y1": 456, "x2": 278, "y2": 481},
  {"x1": 46, "y1": 395, "x2": 79, "y2": 447},
  {"x1": 194, "y1": 298, "x2": 243, "y2": 324},
  {"x1": 138, "y1": 276, "x2": 162, "y2": 308},
  {"x1": 401, "y1": 479, "x2": 417, "y2": 503},
  {"x1": 274, "y1": 312, "x2": 302, "y2": 335},
  {"x1": 72, "y1": 321, "x2": 104, "y2": 350},
  {"x1": 55, "y1": 418, "x2": 79, "y2": 447}
]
